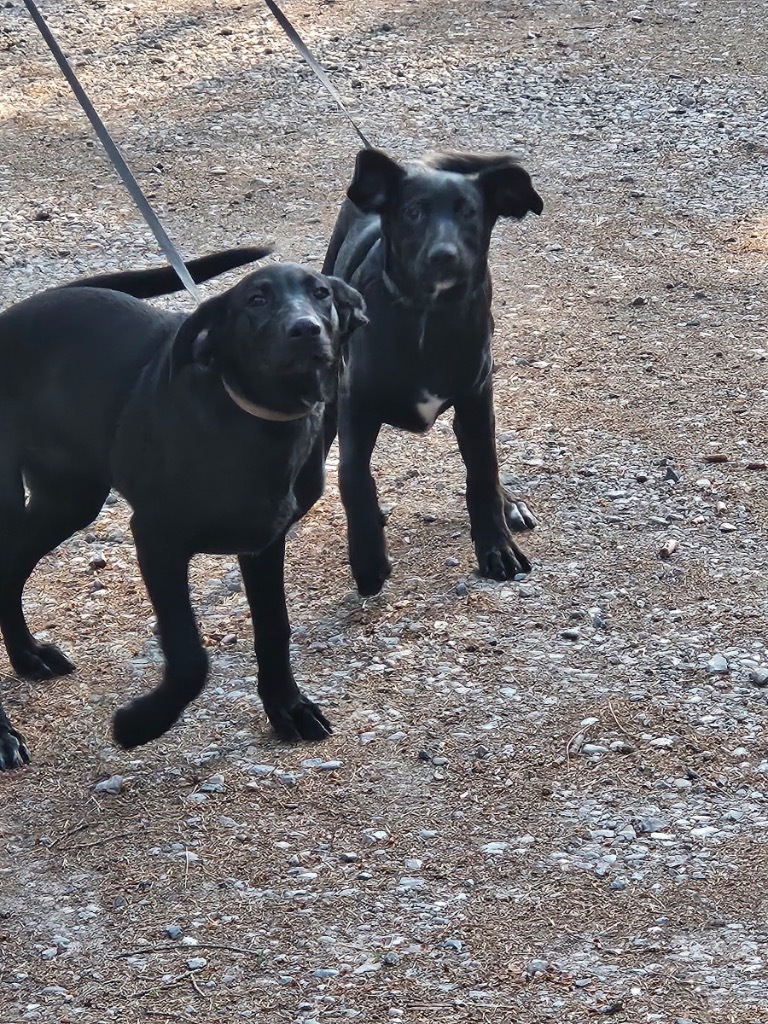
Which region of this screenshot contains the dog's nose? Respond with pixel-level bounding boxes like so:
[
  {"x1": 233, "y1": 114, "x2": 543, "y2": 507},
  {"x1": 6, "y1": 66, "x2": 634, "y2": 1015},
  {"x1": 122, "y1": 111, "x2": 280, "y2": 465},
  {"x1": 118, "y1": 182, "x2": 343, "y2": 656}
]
[
  {"x1": 289, "y1": 317, "x2": 322, "y2": 340},
  {"x1": 428, "y1": 244, "x2": 461, "y2": 273}
]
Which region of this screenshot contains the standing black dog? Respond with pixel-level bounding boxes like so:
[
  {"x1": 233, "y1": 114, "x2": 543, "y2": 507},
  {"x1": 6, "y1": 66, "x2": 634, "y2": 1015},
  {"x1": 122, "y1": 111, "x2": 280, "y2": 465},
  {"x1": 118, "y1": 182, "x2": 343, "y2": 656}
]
[
  {"x1": 323, "y1": 149, "x2": 543, "y2": 596},
  {"x1": 0, "y1": 249, "x2": 366, "y2": 770}
]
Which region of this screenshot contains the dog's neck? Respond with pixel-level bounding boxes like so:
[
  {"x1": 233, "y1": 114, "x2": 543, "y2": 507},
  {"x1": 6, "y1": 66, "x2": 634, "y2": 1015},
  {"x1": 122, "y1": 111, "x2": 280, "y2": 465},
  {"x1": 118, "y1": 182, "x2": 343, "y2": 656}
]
[{"x1": 221, "y1": 377, "x2": 315, "y2": 422}]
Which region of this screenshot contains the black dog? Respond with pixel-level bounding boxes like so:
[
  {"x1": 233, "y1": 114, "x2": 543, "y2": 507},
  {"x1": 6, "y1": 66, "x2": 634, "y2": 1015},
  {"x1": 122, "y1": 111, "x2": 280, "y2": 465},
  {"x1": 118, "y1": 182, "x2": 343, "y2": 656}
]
[
  {"x1": 323, "y1": 149, "x2": 543, "y2": 596},
  {"x1": 0, "y1": 249, "x2": 366, "y2": 769}
]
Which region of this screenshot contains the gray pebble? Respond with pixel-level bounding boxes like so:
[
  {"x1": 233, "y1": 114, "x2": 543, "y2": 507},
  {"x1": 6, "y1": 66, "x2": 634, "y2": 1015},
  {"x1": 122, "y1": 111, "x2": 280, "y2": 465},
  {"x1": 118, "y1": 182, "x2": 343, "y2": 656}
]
[
  {"x1": 706, "y1": 654, "x2": 729, "y2": 675},
  {"x1": 94, "y1": 775, "x2": 123, "y2": 795},
  {"x1": 525, "y1": 958, "x2": 549, "y2": 975},
  {"x1": 561, "y1": 628, "x2": 580, "y2": 641},
  {"x1": 750, "y1": 668, "x2": 768, "y2": 688},
  {"x1": 187, "y1": 957, "x2": 208, "y2": 971},
  {"x1": 199, "y1": 774, "x2": 225, "y2": 793},
  {"x1": 165, "y1": 924, "x2": 183, "y2": 940},
  {"x1": 312, "y1": 968, "x2": 339, "y2": 978}
]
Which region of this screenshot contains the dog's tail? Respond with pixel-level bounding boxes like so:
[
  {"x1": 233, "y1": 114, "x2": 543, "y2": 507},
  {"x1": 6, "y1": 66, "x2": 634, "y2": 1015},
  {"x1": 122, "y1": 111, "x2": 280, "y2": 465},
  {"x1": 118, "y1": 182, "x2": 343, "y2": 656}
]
[{"x1": 61, "y1": 246, "x2": 273, "y2": 299}]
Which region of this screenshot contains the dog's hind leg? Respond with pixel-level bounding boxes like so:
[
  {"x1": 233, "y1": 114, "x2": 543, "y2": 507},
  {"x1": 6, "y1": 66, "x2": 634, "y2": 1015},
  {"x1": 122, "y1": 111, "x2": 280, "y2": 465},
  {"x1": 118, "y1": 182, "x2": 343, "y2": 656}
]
[
  {"x1": 0, "y1": 469, "x2": 110, "y2": 680},
  {"x1": 453, "y1": 382, "x2": 533, "y2": 581},
  {"x1": 112, "y1": 524, "x2": 207, "y2": 748},
  {"x1": 0, "y1": 432, "x2": 32, "y2": 768},
  {"x1": 239, "y1": 537, "x2": 332, "y2": 743}
]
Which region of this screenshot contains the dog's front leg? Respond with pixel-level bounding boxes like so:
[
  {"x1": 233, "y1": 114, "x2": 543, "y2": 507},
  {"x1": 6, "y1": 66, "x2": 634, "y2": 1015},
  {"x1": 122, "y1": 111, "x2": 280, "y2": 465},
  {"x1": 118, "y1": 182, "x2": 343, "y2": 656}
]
[
  {"x1": 338, "y1": 403, "x2": 391, "y2": 596},
  {"x1": 239, "y1": 537, "x2": 331, "y2": 742},
  {"x1": 453, "y1": 381, "x2": 535, "y2": 580},
  {"x1": 112, "y1": 524, "x2": 207, "y2": 749}
]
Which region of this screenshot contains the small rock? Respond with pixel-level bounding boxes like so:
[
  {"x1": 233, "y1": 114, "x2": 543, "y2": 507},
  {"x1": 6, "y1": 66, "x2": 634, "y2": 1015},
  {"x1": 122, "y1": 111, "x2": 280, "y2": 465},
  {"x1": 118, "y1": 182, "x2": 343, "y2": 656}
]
[
  {"x1": 707, "y1": 655, "x2": 729, "y2": 675},
  {"x1": 187, "y1": 958, "x2": 208, "y2": 971},
  {"x1": 312, "y1": 968, "x2": 339, "y2": 979},
  {"x1": 525, "y1": 958, "x2": 549, "y2": 976},
  {"x1": 630, "y1": 295, "x2": 646, "y2": 306},
  {"x1": 94, "y1": 775, "x2": 123, "y2": 795},
  {"x1": 443, "y1": 938, "x2": 463, "y2": 951},
  {"x1": 719, "y1": 522, "x2": 737, "y2": 533},
  {"x1": 199, "y1": 774, "x2": 225, "y2": 793},
  {"x1": 165, "y1": 925, "x2": 183, "y2": 940},
  {"x1": 749, "y1": 668, "x2": 768, "y2": 688},
  {"x1": 561, "y1": 628, "x2": 580, "y2": 641},
  {"x1": 318, "y1": 760, "x2": 343, "y2": 771},
  {"x1": 636, "y1": 817, "x2": 667, "y2": 834}
]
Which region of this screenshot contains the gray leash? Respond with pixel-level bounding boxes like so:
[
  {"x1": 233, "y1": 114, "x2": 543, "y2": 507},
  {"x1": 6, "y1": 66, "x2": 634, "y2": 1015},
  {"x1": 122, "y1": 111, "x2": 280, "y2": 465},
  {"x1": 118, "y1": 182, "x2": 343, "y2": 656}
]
[
  {"x1": 263, "y1": 0, "x2": 374, "y2": 150},
  {"x1": 21, "y1": 0, "x2": 201, "y2": 303}
]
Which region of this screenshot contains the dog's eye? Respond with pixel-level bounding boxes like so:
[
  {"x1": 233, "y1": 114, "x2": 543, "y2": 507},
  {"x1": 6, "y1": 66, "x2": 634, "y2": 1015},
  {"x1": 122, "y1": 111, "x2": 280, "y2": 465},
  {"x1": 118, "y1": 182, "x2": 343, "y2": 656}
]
[
  {"x1": 248, "y1": 291, "x2": 267, "y2": 307},
  {"x1": 455, "y1": 197, "x2": 476, "y2": 219},
  {"x1": 313, "y1": 285, "x2": 331, "y2": 301},
  {"x1": 404, "y1": 201, "x2": 426, "y2": 222}
]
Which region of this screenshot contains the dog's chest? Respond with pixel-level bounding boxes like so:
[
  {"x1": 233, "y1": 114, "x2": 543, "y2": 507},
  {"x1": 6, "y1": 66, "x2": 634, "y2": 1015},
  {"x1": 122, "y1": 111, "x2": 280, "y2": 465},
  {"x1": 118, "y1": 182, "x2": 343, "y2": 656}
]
[{"x1": 415, "y1": 391, "x2": 449, "y2": 430}]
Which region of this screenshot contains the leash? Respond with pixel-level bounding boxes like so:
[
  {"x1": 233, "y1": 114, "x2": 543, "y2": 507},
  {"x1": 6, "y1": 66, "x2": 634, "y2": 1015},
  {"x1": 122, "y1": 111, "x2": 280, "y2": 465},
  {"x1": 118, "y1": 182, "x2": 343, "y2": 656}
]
[
  {"x1": 21, "y1": 0, "x2": 201, "y2": 303},
  {"x1": 263, "y1": 0, "x2": 373, "y2": 150}
]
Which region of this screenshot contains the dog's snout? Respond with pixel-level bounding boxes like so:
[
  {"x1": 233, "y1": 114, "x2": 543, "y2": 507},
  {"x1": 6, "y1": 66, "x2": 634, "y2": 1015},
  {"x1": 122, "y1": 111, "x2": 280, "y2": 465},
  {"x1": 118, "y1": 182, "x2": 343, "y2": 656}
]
[
  {"x1": 289, "y1": 316, "x2": 322, "y2": 340},
  {"x1": 428, "y1": 243, "x2": 461, "y2": 272}
]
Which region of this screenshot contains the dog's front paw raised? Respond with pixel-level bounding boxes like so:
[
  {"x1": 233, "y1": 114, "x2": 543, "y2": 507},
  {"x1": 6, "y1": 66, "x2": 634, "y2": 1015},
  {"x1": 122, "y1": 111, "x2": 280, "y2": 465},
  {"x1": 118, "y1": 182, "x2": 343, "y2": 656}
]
[
  {"x1": 112, "y1": 689, "x2": 182, "y2": 749},
  {"x1": 349, "y1": 528, "x2": 392, "y2": 596},
  {"x1": 0, "y1": 724, "x2": 30, "y2": 771},
  {"x1": 503, "y1": 493, "x2": 537, "y2": 532},
  {"x1": 10, "y1": 641, "x2": 75, "y2": 681},
  {"x1": 477, "y1": 535, "x2": 531, "y2": 581},
  {"x1": 264, "y1": 693, "x2": 332, "y2": 743}
]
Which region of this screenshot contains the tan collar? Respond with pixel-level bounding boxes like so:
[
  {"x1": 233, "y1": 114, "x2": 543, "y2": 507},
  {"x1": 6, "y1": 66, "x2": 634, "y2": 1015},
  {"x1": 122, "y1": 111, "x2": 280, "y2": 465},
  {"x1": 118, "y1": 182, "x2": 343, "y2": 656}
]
[{"x1": 221, "y1": 377, "x2": 315, "y2": 422}]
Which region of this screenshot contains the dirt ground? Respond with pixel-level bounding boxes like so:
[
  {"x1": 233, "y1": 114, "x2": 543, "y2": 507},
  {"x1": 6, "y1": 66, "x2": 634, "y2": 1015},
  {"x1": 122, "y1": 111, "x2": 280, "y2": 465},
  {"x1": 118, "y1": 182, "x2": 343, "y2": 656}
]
[{"x1": 1, "y1": 1, "x2": 768, "y2": 1021}]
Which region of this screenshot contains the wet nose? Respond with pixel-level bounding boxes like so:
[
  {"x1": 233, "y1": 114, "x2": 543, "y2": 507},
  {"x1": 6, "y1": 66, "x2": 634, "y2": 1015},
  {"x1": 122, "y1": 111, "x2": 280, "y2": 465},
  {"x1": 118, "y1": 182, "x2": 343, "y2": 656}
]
[
  {"x1": 428, "y1": 243, "x2": 461, "y2": 273},
  {"x1": 289, "y1": 316, "x2": 322, "y2": 340}
]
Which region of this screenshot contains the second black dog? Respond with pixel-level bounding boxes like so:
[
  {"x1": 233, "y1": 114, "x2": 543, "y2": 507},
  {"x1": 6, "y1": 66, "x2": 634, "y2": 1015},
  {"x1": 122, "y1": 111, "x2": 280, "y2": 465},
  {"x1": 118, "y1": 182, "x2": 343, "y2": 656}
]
[
  {"x1": 0, "y1": 249, "x2": 366, "y2": 769},
  {"x1": 323, "y1": 148, "x2": 543, "y2": 596}
]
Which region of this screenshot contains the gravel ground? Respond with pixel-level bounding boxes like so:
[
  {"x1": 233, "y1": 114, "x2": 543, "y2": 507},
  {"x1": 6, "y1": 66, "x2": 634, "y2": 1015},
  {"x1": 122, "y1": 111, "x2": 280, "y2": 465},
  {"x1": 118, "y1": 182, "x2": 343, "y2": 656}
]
[{"x1": 1, "y1": 1, "x2": 768, "y2": 1022}]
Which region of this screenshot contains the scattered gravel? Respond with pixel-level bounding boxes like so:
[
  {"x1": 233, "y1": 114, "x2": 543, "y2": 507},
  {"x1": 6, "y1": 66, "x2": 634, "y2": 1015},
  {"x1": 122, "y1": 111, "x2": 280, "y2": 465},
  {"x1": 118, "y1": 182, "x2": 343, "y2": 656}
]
[{"x1": 1, "y1": 1, "x2": 767, "y2": 1022}]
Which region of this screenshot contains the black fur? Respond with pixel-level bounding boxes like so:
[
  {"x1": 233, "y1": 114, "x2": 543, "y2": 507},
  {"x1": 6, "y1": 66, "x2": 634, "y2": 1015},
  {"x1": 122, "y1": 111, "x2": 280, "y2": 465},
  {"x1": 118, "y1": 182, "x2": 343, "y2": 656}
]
[
  {"x1": 323, "y1": 148, "x2": 543, "y2": 595},
  {"x1": 0, "y1": 250, "x2": 366, "y2": 768}
]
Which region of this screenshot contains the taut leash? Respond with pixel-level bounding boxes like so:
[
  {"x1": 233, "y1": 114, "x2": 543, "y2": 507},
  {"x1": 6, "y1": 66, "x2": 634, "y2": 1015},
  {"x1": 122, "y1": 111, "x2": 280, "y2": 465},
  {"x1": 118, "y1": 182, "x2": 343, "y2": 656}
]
[
  {"x1": 22, "y1": 0, "x2": 201, "y2": 303},
  {"x1": 263, "y1": 0, "x2": 373, "y2": 150}
]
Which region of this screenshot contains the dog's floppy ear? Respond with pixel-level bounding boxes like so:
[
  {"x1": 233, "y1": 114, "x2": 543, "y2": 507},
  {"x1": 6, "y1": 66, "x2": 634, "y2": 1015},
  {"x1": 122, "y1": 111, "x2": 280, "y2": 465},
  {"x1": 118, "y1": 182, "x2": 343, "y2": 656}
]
[
  {"x1": 328, "y1": 277, "x2": 368, "y2": 338},
  {"x1": 347, "y1": 148, "x2": 404, "y2": 213},
  {"x1": 169, "y1": 292, "x2": 229, "y2": 377},
  {"x1": 477, "y1": 162, "x2": 544, "y2": 221}
]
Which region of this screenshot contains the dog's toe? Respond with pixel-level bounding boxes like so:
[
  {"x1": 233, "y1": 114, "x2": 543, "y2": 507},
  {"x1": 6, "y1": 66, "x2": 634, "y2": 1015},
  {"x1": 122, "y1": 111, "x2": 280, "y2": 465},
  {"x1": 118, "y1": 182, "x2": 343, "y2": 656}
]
[
  {"x1": 267, "y1": 694, "x2": 332, "y2": 743},
  {"x1": 11, "y1": 642, "x2": 75, "y2": 681},
  {"x1": 478, "y1": 538, "x2": 532, "y2": 581},
  {"x1": 503, "y1": 495, "x2": 537, "y2": 532},
  {"x1": 0, "y1": 727, "x2": 31, "y2": 771}
]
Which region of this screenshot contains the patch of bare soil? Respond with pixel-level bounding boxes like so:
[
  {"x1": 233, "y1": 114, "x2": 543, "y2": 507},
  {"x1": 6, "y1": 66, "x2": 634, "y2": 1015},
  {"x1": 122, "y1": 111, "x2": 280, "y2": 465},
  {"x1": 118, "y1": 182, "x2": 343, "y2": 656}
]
[{"x1": 1, "y1": 1, "x2": 767, "y2": 1022}]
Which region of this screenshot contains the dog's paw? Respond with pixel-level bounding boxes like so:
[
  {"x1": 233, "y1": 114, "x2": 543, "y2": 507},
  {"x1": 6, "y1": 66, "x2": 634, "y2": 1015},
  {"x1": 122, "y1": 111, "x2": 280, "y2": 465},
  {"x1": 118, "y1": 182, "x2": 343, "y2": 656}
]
[
  {"x1": 0, "y1": 725, "x2": 31, "y2": 771},
  {"x1": 265, "y1": 694, "x2": 333, "y2": 743},
  {"x1": 503, "y1": 494, "x2": 537, "y2": 532},
  {"x1": 112, "y1": 691, "x2": 182, "y2": 749},
  {"x1": 351, "y1": 552, "x2": 392, "y2": 597},
  {"x1": 477, "y1": 536, "x2": 532, "y2": 581},
  {"x1": 10, "y1": 642, "x2": 75, "y2": 681}
]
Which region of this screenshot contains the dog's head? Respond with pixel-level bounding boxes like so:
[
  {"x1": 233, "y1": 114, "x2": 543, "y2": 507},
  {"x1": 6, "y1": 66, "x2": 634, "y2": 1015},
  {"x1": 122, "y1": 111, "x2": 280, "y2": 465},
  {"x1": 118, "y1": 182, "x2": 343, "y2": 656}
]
[
  {"x1": 170, "y1": 263, "x2": 367, "y2": 418},
  {"x1": 346, "y1": 148, "x2": 543, "y2": 304}
]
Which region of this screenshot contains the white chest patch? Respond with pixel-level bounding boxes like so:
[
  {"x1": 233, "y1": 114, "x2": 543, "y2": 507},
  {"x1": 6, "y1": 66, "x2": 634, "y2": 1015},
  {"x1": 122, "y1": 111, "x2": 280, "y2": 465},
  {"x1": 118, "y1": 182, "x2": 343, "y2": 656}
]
[{"x1": 416, "y1": 392, "x2": 447, "y2": 429}]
